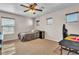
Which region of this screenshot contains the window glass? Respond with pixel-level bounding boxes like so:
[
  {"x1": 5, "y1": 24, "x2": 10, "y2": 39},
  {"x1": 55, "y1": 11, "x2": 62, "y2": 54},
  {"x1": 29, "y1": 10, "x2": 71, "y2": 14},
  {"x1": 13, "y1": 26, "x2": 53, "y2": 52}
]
[
  {"x1": 47, "y1": 17, "x2": 53, "y2": 25},
  {"x1": 66, "y1": 12, "x2": 79, "y2": 22},
  {"x1": 1, "y1": 17, "x2": 15, "y2": 34}
]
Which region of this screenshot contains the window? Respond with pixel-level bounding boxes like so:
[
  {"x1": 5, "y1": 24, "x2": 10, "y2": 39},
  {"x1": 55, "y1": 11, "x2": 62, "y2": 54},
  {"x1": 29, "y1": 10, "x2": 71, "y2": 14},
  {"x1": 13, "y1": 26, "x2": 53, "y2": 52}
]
[
  {"x1": 0, "y1": 32, "x2": 3, "y2": 40},
  {"x1": 1, "y1": 17, "x2": 15, "y2": 34},
  {"x1": 47, "y1": 17, "x2": 53, "y2": 25},
  {"x1": 66, "y1": 12, "x2": 79, "y2": 23},
  {"x1": 36, "y1": 20, "x2": 40, "y2": 26}
]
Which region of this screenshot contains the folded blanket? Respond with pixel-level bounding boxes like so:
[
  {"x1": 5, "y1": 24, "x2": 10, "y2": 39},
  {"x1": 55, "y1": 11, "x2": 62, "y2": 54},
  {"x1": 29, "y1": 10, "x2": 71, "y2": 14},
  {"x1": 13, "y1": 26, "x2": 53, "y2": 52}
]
[{"x1": 65, "y1": 36, "x2": 79, "y2": 42}]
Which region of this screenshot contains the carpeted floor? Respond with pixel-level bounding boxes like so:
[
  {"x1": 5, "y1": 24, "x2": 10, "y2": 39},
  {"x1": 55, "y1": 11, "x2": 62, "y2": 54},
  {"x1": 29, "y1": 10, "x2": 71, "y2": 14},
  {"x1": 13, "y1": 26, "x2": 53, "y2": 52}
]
[
  {"x1": 3, "y1": 39, "x2": 77, "y2": 55},
  {"x1": 3, "y1": 39, "x2": 78, "y2": 55},
  {"x1": 14, "y1": 39, "x2": 60, "y2": 55}
]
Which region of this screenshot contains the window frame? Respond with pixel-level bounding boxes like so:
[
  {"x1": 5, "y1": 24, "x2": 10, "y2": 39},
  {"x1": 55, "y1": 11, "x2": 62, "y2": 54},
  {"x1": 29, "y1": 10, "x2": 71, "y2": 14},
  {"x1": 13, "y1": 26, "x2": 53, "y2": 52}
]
[
  {"x1": 46, "y1": 17, "x2": 53, "y2": 25},
  {"x1": 1, "y1": 17, "x2": 15, "y2": 35},
  {"x1": 66, "y1": 12, "x2": 79, "y2": 23}
]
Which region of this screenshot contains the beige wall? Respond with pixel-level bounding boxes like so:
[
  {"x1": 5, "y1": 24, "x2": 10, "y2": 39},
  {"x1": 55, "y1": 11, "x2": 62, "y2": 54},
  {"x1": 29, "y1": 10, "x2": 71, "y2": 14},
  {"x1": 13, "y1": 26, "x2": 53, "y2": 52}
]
[
  {"x1": 0, "y1": 11, "x2": 34, "y2": 41},
  {"x1": 35, "y1": 5, "x2": 79, "y2": 42}
]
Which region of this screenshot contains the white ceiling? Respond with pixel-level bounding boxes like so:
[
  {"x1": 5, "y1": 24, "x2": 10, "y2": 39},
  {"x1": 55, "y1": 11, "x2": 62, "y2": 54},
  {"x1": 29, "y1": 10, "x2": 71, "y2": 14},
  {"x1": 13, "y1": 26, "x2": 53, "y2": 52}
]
[{"x1": 0, "y1": 3, "x2": 79, "y2": 18}]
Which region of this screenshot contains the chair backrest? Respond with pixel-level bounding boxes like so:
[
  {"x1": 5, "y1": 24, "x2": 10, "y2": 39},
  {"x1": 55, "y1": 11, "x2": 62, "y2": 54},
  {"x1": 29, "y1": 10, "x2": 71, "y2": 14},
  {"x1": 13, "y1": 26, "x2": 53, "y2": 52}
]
[{"x1": 63, "y1": 24, "x2": 68, "y2": 39}]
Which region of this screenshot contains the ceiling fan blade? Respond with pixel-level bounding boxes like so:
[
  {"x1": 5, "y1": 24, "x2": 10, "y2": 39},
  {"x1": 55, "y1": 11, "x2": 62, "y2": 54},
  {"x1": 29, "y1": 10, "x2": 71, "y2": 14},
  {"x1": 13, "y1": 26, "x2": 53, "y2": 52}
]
[
  {"x1": 35, "y1": 9, "x2": 43, "y2": 11},
  {"x1": 20, "y1": 4, "x2": 29, "y2": 8},
  {"x1": 33, "y1": 3, "x2": 37, "y2": 6},
  {"x1": 24, "y1": 10, "x2": 30, "y2": 12},
  {"x1": 30, "y1": 3, "x2": 37, "y2": 7}
]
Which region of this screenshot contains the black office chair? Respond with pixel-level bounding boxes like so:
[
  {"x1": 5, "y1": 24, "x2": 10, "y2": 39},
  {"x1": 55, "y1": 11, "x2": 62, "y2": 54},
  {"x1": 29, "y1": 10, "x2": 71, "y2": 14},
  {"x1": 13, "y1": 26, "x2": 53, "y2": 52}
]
[{"x1": 59, "y1": 24, "x2": 68, "y2": 54}]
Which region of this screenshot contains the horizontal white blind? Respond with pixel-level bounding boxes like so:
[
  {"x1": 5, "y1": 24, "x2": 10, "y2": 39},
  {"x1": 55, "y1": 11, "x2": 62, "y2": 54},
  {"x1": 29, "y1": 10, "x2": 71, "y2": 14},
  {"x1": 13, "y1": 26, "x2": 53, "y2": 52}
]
[{"x1": 1, "y1": 17, "x2": 15, "y2": 34}]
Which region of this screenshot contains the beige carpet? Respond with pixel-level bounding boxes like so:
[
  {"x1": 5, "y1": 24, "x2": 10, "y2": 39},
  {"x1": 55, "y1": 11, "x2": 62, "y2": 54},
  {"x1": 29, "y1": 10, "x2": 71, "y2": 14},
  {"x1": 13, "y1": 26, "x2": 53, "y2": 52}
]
[
  {"x1": 14, "y1": 39, "x2": 60, "y2": 55},
  {"x1": 1, "y1": 38, "x2": 78, "y2": 55},
  {"x1": 3, "y1": 39, "x2": 77, "y2": 55}
]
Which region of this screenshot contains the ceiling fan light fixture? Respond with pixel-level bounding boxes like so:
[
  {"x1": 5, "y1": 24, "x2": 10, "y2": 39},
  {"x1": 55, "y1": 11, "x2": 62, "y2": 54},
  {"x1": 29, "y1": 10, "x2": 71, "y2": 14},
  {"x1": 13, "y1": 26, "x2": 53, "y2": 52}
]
[
  {"x1": 21, "y1": 3, "x2": 43, "y2": 14},
  {"x1": 29, "y1": 9, "x2": 35, "y2": 13}
]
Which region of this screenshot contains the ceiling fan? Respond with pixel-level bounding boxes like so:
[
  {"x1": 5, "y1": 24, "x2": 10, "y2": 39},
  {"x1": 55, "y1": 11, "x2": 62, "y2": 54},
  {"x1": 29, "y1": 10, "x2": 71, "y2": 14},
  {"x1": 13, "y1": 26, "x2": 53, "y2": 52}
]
[{"x1": 20, "y1": 3, "x2": 43, "y2": 14}]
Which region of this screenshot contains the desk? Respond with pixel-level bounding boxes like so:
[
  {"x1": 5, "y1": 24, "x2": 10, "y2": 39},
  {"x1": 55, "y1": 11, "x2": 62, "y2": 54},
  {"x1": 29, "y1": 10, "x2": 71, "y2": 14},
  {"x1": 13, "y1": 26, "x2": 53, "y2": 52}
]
[{"x1": 59, "y1": 40, "x2": 79, "y2": 55}]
